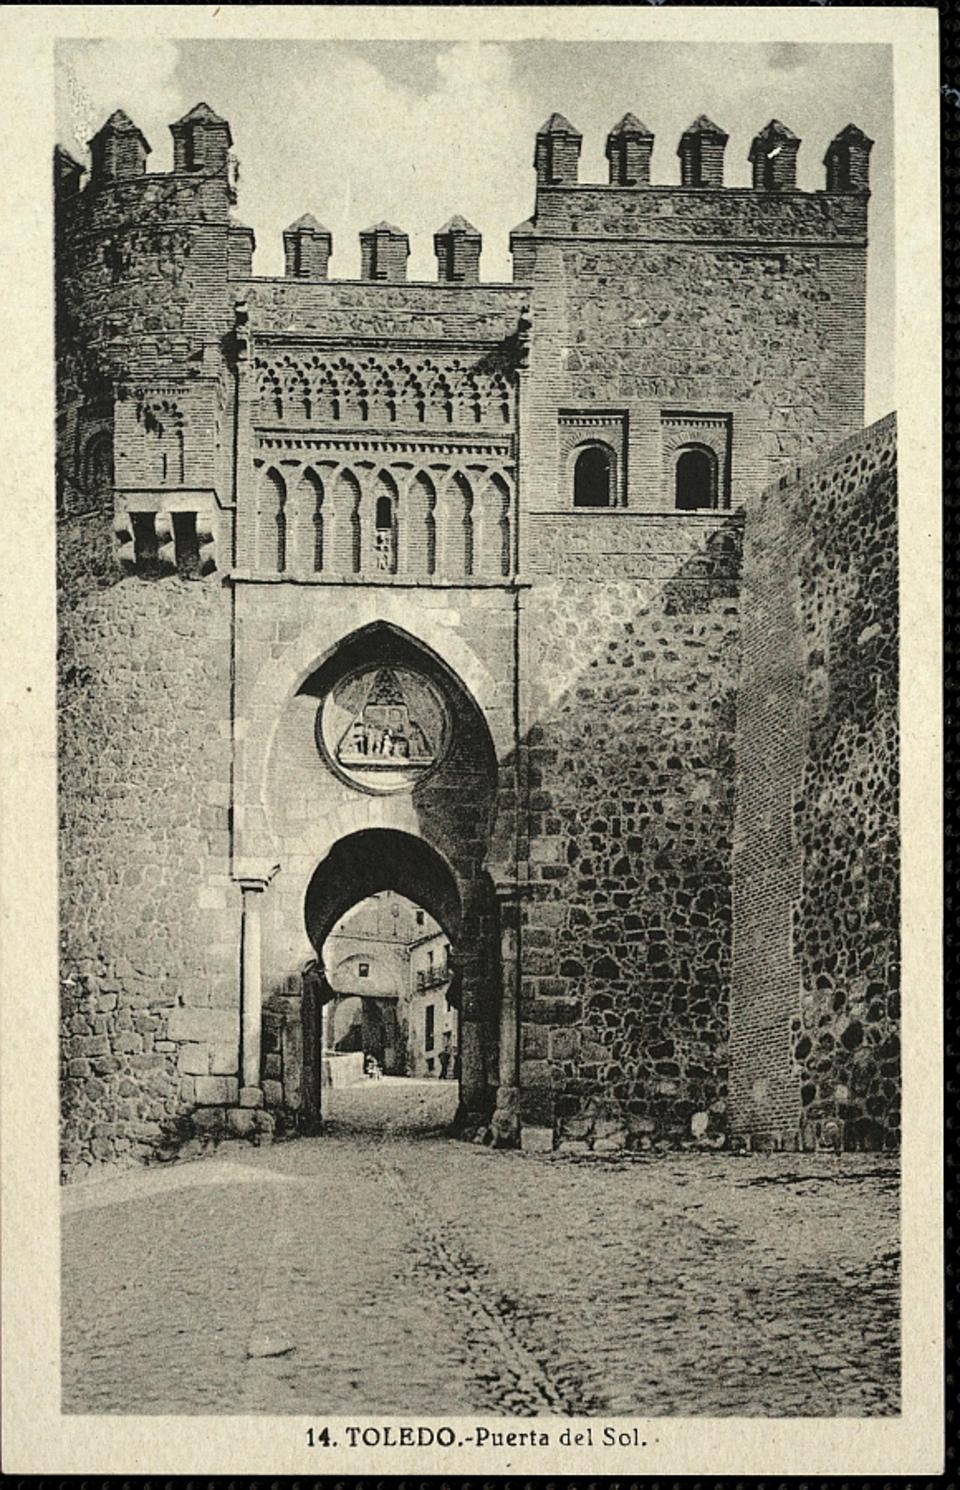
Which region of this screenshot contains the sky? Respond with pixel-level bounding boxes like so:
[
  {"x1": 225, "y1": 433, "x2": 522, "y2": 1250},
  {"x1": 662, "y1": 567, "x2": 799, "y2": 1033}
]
[{"x1": 55, "y1": 38, "x2": 895, "y2": 422}]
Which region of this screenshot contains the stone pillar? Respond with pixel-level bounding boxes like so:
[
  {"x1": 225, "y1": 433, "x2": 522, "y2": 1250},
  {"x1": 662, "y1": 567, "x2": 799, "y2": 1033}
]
[
  {"x1": 239, "y1": 878, "x2": 266, "y2": 1090},
  {"x1": 489, "y1": 887, "x2": 521, "y2": 1147},
  {"x1": 458, "y1": 1015, "x2": 486, "y2": 1115}
]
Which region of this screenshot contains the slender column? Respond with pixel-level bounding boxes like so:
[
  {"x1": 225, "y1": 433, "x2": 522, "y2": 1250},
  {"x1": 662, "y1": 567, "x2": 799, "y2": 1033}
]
[
  {"x1": 240, "y1": 880, "x2": 265, "y2": 1089},
  {"x1": 232, "y1": 298, "x2": 255, "y2": 570},
  {"x1": 490, "y1": 886, "x2": 521, "y2": 1146}
]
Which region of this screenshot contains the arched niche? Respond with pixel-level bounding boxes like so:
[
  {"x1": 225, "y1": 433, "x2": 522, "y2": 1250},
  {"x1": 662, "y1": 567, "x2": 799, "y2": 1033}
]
[
  {"x1": 674, "y1": 444, "x2": 719, "y2": 511},
  {"x1": 572, "y1": 442, "x2": 615, "y2": 508}
]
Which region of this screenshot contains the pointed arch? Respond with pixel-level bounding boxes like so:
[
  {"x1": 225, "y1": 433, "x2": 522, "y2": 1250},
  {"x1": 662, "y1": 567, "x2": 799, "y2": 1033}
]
[
  {"x1": 296, "y1": 467, "x2": 325, "y2": 572},
  {"x1": 401, "y1": 469, "x2": 437, "y2": 577},
  {"x1": 259, "y1": 466, "x2": 287, "y2": 572},
  {"x1": 370, "y1": 469, "x2": 399, "y2": 575},
  {"x1": 441, "y1": 470, "x2": 474, "y2": 578},
  {"x1": 476, "y1": 470, "x2": 512, "y2": 578},
  {"x1": 330, "y1": 467, "x2": 362, "y2": 573}
]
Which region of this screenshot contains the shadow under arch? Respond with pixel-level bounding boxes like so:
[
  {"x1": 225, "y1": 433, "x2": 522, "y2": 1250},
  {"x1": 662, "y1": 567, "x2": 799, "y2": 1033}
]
[
  {"x1": 304, "y1": 829, "x2": 463, "y2": 954},
  {"x1": 292, "y1": 617, "x2": 501, "y2": 861},
  {"x1": 296, "y1": 618, "x2": 495, "y2": 753}
]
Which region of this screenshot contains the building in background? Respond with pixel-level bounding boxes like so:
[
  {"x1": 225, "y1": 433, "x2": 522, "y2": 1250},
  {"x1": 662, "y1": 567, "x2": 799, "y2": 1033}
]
[{"x1": 322, "y1": 891, "x2": 457, "y2": 1078}]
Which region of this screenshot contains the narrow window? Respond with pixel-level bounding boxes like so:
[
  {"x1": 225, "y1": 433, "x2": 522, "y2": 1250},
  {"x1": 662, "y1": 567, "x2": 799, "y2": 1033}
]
[
  {"x1": 276, "y1": 493, "x2": 287, "y2": 571},
  {"x1": 375, "y1": 491, "x2": 396, "y2": 574},
  {"x1": 675, "y1": 447, "x2": 717, "y2": 511},
  {"x1": 573, "y1": 445, "x2": 613, "y2": 508},
  {"x1": 416, "y1": 910, "x2": 425, "y2": 927},
  {"x1": 131, "y1": 512, "x2": 159, "y2": 578},
  {"x1": 172, "y1": 511, "x2": 201, "y2": 579},
  {"x1": 358, "y1": 962, "x2": 369, "y2": 979},
  {"x1": 425, "y1": 1004, "x2": 435, "y2": 1052}
]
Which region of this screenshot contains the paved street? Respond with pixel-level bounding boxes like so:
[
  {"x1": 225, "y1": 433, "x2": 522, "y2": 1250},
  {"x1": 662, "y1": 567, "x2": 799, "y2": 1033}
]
[{"x1": 62, "y1": 1078, "x2": 899, "y2": 1417}]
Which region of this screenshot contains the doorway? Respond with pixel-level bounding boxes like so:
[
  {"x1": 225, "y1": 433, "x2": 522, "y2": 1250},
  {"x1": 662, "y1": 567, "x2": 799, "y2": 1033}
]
[{"x1": 300, "y1": 829, "x2": 476, "y2": 1134}]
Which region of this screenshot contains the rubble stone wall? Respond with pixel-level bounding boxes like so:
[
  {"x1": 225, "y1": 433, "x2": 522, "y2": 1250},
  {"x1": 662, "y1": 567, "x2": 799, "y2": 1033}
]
[
  {"x1": 519, "y1": 519, "x2": 742, "y2": 1142},
  {"x1": 58, "y1": 522, "x2": 235, "y2": 1178},
  {"x1": 730, "y1": 413, "x2": 899, "y2": 1148}
]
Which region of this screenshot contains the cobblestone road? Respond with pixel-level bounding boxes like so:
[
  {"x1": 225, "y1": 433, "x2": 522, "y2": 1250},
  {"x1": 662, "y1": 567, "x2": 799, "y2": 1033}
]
[{"x1": 62, "y1": 1079, "x2": 899, "y2": 1417}]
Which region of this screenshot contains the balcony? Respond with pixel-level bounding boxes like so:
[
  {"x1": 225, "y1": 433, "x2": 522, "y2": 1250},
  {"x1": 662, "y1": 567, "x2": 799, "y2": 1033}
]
[{"x1": 416, "y1": 965, "x2": 449, "y2": 993}]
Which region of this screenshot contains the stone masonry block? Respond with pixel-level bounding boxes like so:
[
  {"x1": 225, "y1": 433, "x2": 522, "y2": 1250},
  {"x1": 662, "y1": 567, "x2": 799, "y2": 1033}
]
[
  {"x1": 194, "y1": 1076, "x2": 239, "y2": 1106},
  {"x1": 167, "y1": 1007, "x2": 238, "y2": 1046},
  {"x1": 520, "y1": 1058, "x2": 552, "y2": 1091},
  {"x1": 520, "y1": 1125, "x2": 556, "y2": 1154},
  {"x1": 177, "y1": 1042, "x2": 209, "y2": 1076},
  {"x1": 549, "y1": 1028, "x2": 581, "y2": 1062},
  {"x1": 521, "y1": 1023, "x2": 548, "y2": 1059},
  {"x1": 227, "y1": 1107, "x2": 258, "y2": 1138}
]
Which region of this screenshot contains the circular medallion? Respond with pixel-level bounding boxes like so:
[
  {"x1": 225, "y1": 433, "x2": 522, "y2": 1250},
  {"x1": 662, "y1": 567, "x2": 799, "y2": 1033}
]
[{"x1": 317, "y1": 665, "x2": 451, "y2": 794}]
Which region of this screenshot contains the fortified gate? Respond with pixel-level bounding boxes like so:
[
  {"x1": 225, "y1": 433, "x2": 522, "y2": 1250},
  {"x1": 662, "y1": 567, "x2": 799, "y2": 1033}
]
[{"x1": 56, "y1": 105, "x2": 900, "y2": 1173}]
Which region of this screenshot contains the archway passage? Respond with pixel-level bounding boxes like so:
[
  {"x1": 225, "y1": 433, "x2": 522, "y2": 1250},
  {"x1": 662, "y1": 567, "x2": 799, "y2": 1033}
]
[
  {"x1": 305, "y1": 829, "x2": 463, "y2": 948},
  {"x1": 301, "y1": 832, "x2": 466, "y2": 1134}
]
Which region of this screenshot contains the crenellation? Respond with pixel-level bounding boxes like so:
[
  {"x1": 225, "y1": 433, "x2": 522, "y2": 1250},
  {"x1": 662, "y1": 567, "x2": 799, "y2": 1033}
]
[
  {"x1": 677, "y1": 116, "x2": 729, "y2": 188},
  {"x1": 749, "y1": 119, "x2": 801, "y2": 192},
  {"x1": 605, "y1": 114, "x2": 655, "y2": 187}
]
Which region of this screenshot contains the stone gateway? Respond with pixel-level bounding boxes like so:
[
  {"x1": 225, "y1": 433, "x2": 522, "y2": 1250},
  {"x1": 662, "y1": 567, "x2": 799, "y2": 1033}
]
[{"x1": 55, "y1": 103, "x2": 898, "y2": 1176}]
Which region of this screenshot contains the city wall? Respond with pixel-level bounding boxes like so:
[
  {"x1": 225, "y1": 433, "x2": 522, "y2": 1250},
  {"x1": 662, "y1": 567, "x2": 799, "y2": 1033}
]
[{"x1": 730, "y1": 413, "x2": 899, "y2": 1149}]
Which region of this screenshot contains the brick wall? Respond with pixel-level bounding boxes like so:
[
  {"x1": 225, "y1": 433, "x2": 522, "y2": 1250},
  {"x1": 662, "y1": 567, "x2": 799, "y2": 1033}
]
[{"x1": 730, "y1": 414, "x2": 899, "y2": 1149}]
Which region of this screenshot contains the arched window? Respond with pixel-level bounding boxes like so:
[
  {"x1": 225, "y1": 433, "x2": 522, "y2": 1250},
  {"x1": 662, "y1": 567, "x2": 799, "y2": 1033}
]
[
  {"x1": 675, "y1": 446, "x2": 718, "y2": 511},
  {"x1": 573, "y1": 444, "x2": 613, "y2": 508}
]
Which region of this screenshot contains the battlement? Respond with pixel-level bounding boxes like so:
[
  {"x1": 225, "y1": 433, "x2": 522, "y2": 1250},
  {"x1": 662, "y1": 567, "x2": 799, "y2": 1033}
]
[
  {"x1": 536, "y1": 113, "x2": 872, "y2": 196},
  {"x1": 56, "y1": 104, "x2": 873, "y2": 292}
]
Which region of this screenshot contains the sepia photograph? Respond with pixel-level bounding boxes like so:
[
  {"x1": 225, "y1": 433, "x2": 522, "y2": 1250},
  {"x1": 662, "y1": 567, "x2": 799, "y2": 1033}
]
[{"x1": 0, "y1": 4, "x2": 943, "y2": 1478}]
